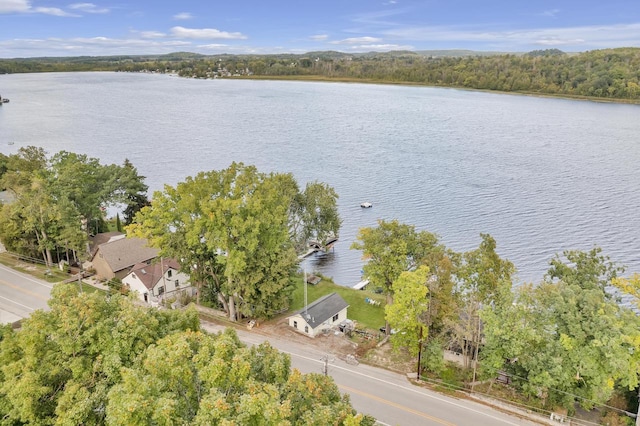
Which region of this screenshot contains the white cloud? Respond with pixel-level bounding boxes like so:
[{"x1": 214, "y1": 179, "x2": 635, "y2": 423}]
[
  {"x1": 68, "y1": 3, "x2": 109, "y2": 14},
  {"x1": 347, "y1": 43, "x2": 413, "y2": 51},
  {"x1": 198, "y1": 43, "x2": 229, "y2": 49},
  {"x1": 0, "y1": 36, "x2": 194, "y2": 57},
  {"x1": 309, "y1": 34, "x2": 328, "y2": 41},
  {"x1": 535, "y1": 37, "x2": 585, "y2": 46},
  {"x1": 331, "y1": 36, "x2": 382, "y2": 45},
  {"x1": 170, "y1": 26, "x2": 247, "y2": 40},
  {"x1": 0, "y1": 0, "x2": 30, "y2": 13},
  {"x1": 539, "y1": 9, "x2": 560, "y2": 18},
  {"x1": 0, "y1": 0, "x2": 78, "y2": 16},
  {"x1": 138, "y1": 31, "x2": 166, "y2": 39},
  {"x1": 383, "y1": 22, "x2": 640, "y2": 50},
  {"x1": 173, "y1": 12, "x2": 192, "y2": 20},
  {"x1": 32, "y1": 6, "x2": 77, "y2": 16}
]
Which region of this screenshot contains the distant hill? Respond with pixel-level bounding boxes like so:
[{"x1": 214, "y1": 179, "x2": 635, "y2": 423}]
[{"x1": 416, "y1": 49, "x2": 513, "y2": 57}]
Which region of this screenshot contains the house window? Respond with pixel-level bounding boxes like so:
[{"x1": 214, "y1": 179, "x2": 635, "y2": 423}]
[
  {"x1": 293, "y1": 321, "x2": 298, "y2": 329},
  {"x1": 167, "y1": 270, "x2": 172, "y2": 278},
  {"x1": 175, "y1": 280, "x2": 179, "y2": 288},
  {"x1": 304, "y1": 325, "x2": 309, "y2": 333},
  {"x1": 332, "y1": 314, "x2": 339, "y2": 322},
  {"x1": 158, "y1": 286, "x2": 165, "y2": 296}
]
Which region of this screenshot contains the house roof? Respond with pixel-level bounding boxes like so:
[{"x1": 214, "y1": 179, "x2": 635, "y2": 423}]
[
  {"x1": 88, "y1": 232, "x2": 125, "y2": 256},
  {"x1": 93, "y1": 237, "x2": 159, "y2": 273},
  {"x1": 128, "y1": 258, "x2": 181, "y2": 290},
  {"x1": 292, "y1": 292, "x2": 349, "y2": 329}
]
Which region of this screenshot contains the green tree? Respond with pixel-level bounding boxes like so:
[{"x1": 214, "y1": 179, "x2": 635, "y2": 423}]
[
  {"x1": 482, "y1": 249, "x2": 636, "y2": 411},
  {"x1": 385, "y1": 265, "x2": 430, "y2": 376},
  {"x1": 129, "y1": 163, "x2": 339, "y2": 321},
  {"x1": 48, "y1": 151, "x2": 148, "y2": 235},
  {"x1": 453, "y1": 234, "x2": 514, "y2": 369},
  {"x1": 0, "y1": 284, "x2": 199, "y2": 425},
  {"x1": 351, "y1": 220, "x2": 439, "y2": 335},
  {"x1": 201, "y1": 163, "x2": 296, "y2": 321},
  {"x1": 612, "y1": 273, "x2": 640, "y2": 309},
  {"x1": 291, "y1": 181, "x2": 341, "y2": 253},
  {"x1": 0, "y1": 147, "x2": 148, "y2": 265}
]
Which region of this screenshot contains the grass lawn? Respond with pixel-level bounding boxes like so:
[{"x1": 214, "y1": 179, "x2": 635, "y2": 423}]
[
  {"x1": 0, "y1": 253, "x2": 70, "y2": 283},
  {"x1": 0, "y1": 253, "x2": 103, "y2": 294},
  {"x1": 289, "y1": 274, "x2": 386, "y2": 331}
]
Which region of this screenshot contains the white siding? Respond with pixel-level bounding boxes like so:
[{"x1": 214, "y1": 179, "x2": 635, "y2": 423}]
[
  {"x1": 123, "y1": 267, "x2": 192, "y2": 304},
  {"x1": 287, "y1": 307, "x2": 348, "y2": 338}
]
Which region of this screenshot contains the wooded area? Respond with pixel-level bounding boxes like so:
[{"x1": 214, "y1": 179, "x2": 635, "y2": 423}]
[
  {"x1": 0, "y1": 286, "x2": 373, "y2": 425},
  {"x1": 351, "y1": 220, "x2": 640, "y2": 420},
  {"x1": 2, "y1": 48, "x2": 639, "y2": 101},
  {"x1": 0, "y1": 147, "x2": 149, "y2": 268}
]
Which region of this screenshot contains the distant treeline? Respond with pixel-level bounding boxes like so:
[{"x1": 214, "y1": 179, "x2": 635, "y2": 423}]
[{"x1": 2, "y1": 48, "x2": 640, "y2": 101}]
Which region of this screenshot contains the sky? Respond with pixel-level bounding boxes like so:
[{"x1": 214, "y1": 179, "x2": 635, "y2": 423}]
[{"x1": 1, "y1": 0, "x2": 640, "y2": 58}]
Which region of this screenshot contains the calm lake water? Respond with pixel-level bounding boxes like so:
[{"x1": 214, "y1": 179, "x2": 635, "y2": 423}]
[{"x1": 1, "y1": 72, "x2": 639, "y2": 288}]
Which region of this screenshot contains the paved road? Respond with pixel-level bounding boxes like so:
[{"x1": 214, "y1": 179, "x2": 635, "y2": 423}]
[
  {"x1": 0, "y1": 268, "x2": 541, "y2": 425},
  {"x1": 0, "y1": 263, "x2": 52, "y2": 323}
]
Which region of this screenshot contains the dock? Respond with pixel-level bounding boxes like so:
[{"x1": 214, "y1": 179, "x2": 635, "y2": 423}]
[
  {"x1": 297, "y1": 248, "x2": 318, "y2": 260},
  {"x1": 353, "y1": 279, "x2": 369, "y2": 290}
]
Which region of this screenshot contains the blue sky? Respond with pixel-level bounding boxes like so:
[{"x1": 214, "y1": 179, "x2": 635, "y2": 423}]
[{"x1": 1, "y1": 0, "x2": 639, "y2": 58}]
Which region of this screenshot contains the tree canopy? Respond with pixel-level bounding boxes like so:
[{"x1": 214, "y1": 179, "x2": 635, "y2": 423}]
[
  {"x1": 0, "y1": 147, "x2": 148, "y2": 267},
  {"x1": 351, "y1": 219, "x2": 440, "y2": 335},
  {"x1": 481, "y1": 249, "x2": 639, "y2": 411},
  {"x1": 0, "y1": 285, "x2": 374, "y2": 425},
  {"x1": 128, "y1": 162, "x2": 340, "y2": 321}
]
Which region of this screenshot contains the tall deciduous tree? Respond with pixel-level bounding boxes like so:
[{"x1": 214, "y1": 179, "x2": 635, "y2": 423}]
[
  {"x1": 0, "y1": 147, "x2": 148, "y2": 265},
  {"x1": 385, "y1": 265, "x2": 430, "y2": 376},
  {"x1": 0, "y1": 287, "x2": 372, "y2": 425},
  {"x1": 129, "y1": 163, "x2": 340, "y2": 321},
  {"x1": 0, "y1": 284, "x2": 199, "y2": 425},
  {"x1": 482, "y1": 249, "x2": 637, "y2": 411},
  {"x1": 453, "y1": 234, "x2": 514, "y2": 369},
  {"x1": 351, "y1": 220, "x2": 439, "y2": 335},
  {"x1": 289, "y1": 181, "x2": 341, "y2": 253}
]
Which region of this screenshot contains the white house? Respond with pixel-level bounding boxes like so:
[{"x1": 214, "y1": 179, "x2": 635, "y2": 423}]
[
  {"x1": 287, "y1": 292, "x2": 349, "y2": 338},
  {"x1": 122, "y1": 258, "x2": 193, "y2": 305}
]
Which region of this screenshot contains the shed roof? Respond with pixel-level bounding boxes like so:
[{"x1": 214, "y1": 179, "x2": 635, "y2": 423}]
[
  {"x1": 293, "y1": 292, "x2": 349, "y2": 329},
  {"x1": 93, "y1": 237, "x2": 159, "y2": 273}
]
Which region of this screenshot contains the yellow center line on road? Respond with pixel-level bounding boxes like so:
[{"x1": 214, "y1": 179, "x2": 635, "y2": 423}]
[
  {"x1": 0, "y1": 278, "x2": 49, "y2": 301},
  {"x1": 338, "y1": 383, "x2": 457, "y2": 426}
]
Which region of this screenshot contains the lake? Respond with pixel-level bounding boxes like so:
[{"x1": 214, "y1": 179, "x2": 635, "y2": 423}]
[{"x1": 1, "y1": 72, "x2": 639, "y2": 287}]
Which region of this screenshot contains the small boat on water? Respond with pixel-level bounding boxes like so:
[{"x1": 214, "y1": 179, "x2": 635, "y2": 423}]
[
  {"x1": 360, "y1": 202, "x2": 372, "y2": 208},
  {"x1": 0, "y1": 94, "x2": 8, "y2": 104}
]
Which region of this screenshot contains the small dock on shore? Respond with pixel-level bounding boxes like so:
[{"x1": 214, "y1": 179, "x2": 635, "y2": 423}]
[
  {"x1": 297, "y1": 248, "x2": 318, "y2": 259},
  {"x1": 299, "y1": 236, "x2": 339, "y2": 259},
  {"x1": 353, "y1": 279, "x2": 369, "y2": 290}
]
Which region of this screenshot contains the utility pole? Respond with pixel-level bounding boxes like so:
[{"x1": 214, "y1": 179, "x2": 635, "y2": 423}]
[
  {"x1": 416, "y1": 325, "x2": 423, "y2": 380},
  {"x1": 636, "y1": 386, "x2": 640, "y2": 426},
  {"x1": 320, "y1": 354, "x2": 334, "y2": 376}
]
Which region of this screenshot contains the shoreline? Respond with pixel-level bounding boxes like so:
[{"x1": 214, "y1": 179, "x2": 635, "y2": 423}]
[{"x1": 227, "y1": 74, "x2": 640, "y2": 105}]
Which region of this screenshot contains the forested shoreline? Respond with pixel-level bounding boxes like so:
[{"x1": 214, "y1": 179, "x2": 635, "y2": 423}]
[{"x1": 1, "y1": 47, "x2": 640, "y2": 102}]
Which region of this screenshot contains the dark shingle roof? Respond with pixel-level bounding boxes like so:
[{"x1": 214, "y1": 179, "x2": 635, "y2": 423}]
[
  {"x1": 295, "y1": 292, "x2": 349, "y2": 328},
  {"x1": 88, "y1": 232, "x2": 125, "y2": 256},
  {"x1": 94, "y1": 237, "x2": 159, "y2": 273}
]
